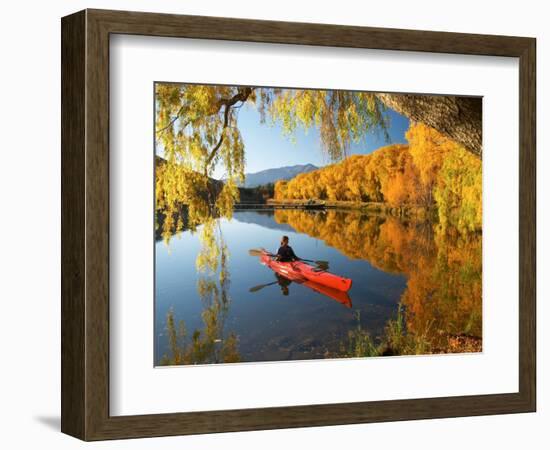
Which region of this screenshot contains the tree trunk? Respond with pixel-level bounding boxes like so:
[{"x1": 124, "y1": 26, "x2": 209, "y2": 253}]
[{"x1": 376, "y1": 93, "x2": 482, "y2": 159}]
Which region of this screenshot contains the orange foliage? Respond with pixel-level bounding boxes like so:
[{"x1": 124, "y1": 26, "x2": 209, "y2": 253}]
[{"x1": 274, "y1": 123, "x2": 482, "y2": 231}]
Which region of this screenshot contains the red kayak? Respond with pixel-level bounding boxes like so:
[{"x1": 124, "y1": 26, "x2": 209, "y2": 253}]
[{"x1": 260, "y1": 251, "x2": 352, "y2": 292}]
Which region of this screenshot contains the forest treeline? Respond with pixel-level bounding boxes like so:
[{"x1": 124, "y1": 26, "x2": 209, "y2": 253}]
[{"x1": 274, "y1": 123, "x2": 482, "y2": 232}]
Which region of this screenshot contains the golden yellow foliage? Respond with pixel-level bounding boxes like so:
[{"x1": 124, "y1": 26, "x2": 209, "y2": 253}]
[
  {"x1": 274, "y1": 123, "x2": 482, "y2": 231},
  {"x1": 406, "y1": 123, "x2": 482, "y2": 232}
]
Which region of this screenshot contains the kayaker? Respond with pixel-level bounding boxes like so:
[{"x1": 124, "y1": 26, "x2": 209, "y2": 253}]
[{"x1": 275, "y1": 236, "x2": 299, "y2": 262}]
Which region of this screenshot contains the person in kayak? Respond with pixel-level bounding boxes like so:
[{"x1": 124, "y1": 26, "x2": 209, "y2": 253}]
[{"x1": 275, "y1": 236, "x2": 299, "y2": 262}]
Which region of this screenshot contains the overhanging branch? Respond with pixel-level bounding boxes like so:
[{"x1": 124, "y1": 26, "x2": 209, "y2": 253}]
[{"x1": 203, "y1": 87, "x2": 253, "y2": 175}]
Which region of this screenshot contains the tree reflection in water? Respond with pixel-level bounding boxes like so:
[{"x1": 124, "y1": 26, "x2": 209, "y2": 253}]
[
  {"x1": 159, "y1": 219, "x2": 241, "y2": 365},
  {"x1": 273, "y1": 209, "x2": 482, "y2": 355},
  {"x1": 159, "y1": 208, "x2": 482, "y2": 364}
]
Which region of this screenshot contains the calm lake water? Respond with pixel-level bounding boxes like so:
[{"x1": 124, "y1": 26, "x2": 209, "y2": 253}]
[{"x1": 154, "y1": 209, "x2": 482, "y2": 365}]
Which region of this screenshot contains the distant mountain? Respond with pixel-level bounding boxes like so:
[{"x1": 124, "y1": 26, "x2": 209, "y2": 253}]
[
  {"x1": 157, "y1": 156, "x2": 317, "y2": 190},
  {"x1": 240, "y1": 164, "x2": 319, "y2": 188}
]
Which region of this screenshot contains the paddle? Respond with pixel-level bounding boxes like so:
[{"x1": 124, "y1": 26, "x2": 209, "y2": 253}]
[
  {"x1": 249, "y1": 281, "x2": 279, "y2": 293},
  {"x1": 248, "y1": 248, "x2": 329, "y2": 270},
  {"x1": 300, "y1": 258, "x2": 329, "y2": 271}
]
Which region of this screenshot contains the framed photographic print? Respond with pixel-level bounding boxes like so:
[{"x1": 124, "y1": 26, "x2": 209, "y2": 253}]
[{"x1": 61, "y1": 9, "x2": 536, "y2": 440}]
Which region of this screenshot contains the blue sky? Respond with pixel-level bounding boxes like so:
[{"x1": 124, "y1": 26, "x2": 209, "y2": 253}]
[{"x1": 225, "y1": 103, "x2": 410, "y2": 177}]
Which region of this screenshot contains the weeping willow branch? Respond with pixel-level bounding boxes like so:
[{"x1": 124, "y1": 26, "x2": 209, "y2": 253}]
[{"x1": 203, "y1": 87, "x2": 253, "y2": 176}]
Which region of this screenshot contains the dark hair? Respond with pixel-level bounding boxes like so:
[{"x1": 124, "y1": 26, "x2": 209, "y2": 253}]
[{"x1": 281, "y1": 235, "x2": 289, "y2": 243}]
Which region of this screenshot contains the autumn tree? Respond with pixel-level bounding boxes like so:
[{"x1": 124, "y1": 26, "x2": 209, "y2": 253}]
[
  {"x1": 155, "y1": 84, "x2": 391, "y2": 240},
  {"x1": 275, "y1": 144, "x2": 417, "y2": 206},
  {"x1": 406, "y1": 123, "x2": 482, "y2": 231},
  {"x1": 273, "y1": 124, "x2": 481, "y2": 231},
  {"x1": 156, "y1": 84, "x2": 389, "y2": 187}
]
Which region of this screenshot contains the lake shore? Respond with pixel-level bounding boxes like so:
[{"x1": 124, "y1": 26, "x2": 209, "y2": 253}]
[
  {"x1": 262, "y1": 198, "x2": 435, "y2": 219},
  {"x1": 156, "y1": 200, "x2": 436, "y2": 240}
]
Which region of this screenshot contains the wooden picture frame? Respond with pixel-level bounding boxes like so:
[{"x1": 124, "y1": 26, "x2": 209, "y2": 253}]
[{"x1": 61, "y1": 9, "x2": 536, "y2": 441}]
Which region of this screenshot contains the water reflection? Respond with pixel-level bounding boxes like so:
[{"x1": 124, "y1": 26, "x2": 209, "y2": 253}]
[
  {"x1": 159, "y1": 220, "x2": 242, "y2": 365},
  {"x1": 273, "y1": 210, "x2": 482, "y2": 354},
  {"x1": 157, "y1": 208, "x2": 481, "y2": 365},
  {"x1": 250, "y1": 271, "x2": 353, "y2": 308},
  {"x1": 275, "y1": 273, "x2": 292, "y2": 296}
]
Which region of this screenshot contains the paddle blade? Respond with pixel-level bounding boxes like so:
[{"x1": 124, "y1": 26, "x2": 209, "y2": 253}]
[
  {"x1": 249, "y1": 248, "x2": 275, "y2": 257},
  {"x1": 314, "y1": 260, "x2": 330, "y2": 271},
  {"x1": 249, "y1": 281, "x2": 278, "y2": 292}
]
